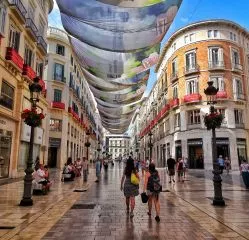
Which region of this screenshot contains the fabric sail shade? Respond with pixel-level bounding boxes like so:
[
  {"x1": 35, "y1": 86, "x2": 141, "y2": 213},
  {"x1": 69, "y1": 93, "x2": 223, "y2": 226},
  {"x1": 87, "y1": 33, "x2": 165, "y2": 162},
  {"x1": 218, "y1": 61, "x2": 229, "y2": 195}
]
[{"x1": 56, "y1": 0, "x2": 182, "y2": 133}]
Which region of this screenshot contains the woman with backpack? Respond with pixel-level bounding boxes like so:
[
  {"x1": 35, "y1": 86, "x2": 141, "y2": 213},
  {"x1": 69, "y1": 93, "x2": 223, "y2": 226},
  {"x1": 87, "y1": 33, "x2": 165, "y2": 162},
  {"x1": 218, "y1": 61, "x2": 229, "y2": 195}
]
[
  {"x1": 120, "y1": 157, "x2": 140, "y2": 218},
  {"x1": 177, "y1": 158, "x2": 184, "y2": 182},
  {"x1": 143, "y1": 163, "x2": 161, "y2": 222}
]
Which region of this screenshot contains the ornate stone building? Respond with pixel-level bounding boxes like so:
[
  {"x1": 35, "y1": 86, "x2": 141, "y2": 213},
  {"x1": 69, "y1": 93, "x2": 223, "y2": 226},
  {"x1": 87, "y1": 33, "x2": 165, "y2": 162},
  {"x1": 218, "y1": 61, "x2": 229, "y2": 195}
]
[{"x1": 140, "y1": 20, "x2": 249, "y2": 170}]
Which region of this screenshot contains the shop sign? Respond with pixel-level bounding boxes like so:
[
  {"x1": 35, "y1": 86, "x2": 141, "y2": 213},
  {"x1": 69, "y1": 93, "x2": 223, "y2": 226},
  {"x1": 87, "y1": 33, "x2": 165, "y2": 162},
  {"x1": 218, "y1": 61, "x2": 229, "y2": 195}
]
[
  {"x1": 216, "y1": 139, "x2": 229, "y2": 145},
  {"x1": 49, "y1": 138, "x2": 61, "y2": 147},
  {"x1": 187, "y1": 139, "x2": 203, "y2": 145},
  {"x1": 21, "y1": 124, "x2": 31, "y2": 142}
]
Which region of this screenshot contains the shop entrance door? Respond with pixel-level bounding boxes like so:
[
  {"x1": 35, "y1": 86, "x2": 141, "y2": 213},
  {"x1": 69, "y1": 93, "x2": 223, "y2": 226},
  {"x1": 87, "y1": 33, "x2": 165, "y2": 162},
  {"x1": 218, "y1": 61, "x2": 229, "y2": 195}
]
[
  {"x1": 188, "y1": 139, "x2": 203, "y2": 169},
  {"x1": 48, "y1": 147, "x2": 57, "y2": 168},
  {"x1": 0, "y1": 135, "x2": 11, "y2": 178}
]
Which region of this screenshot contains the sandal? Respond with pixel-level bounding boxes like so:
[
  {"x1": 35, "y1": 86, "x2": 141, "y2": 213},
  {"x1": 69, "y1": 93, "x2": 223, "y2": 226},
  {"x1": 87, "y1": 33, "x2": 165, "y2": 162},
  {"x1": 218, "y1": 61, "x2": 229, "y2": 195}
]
[
  {"x1": 130, "y1": 212, "x2": 134, "y2": 218},
  {"x1": 147, "y1": 212, "x2": 151, "y2": 216}
]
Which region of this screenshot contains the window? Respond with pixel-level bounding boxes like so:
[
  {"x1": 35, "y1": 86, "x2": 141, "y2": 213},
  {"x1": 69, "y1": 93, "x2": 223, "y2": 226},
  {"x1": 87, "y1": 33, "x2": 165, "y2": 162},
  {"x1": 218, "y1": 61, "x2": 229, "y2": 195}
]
[
  {"x1": 38, "y1": 18, "x2": 45, "y2": 36},
  {"x1": 54, "y1": 89, "x2": 62, "y2": 102},
  {"x1": 217, "y1": 109, "x2": 226, "y2": 123},
  {"x1": 231, "y1": 49, "x2": 240, "y2": 65},
  {"x1": 8, "y1": 25, "x2": 20, "y2": 51},
  {"x1": 0, "y1": 81, "x2": 14, "y2": 109},
  {"x1": 188, "y1": 110, "x2": 200, "y2": 125},
  {"x1": 49, "y1": 119, "x2": 62, "y2": 132},
  {"x1": 189, "y1": 33, "x2": 195, "y2": 42},
  {"x1": 173, "y1": 85, "x2": 178, "y2": 99},
  {"x1": 174, "y1": 113, "x2": 180, "y2": 128},
  {"x1": 208, "y1": 47, "x2": 224, "y2": 67},
  {"x1": 0, "y1": 4, "x2": 6, "y2": 35},
  {"x1": 56, "y1": 44, "x2": 65, "y2": 56},
  {"x1": 184, "y1": 35, "x2": 189, "y2": 44},
  {"x1": 171, "y1": 42, "x2": 176, "y2": 51},
  {"x1": 210, "y1": 76, "x2": 225, "y2": 91},
  {"x1": 207, "y1": 30, "x2": 219, "y2": 38},
  {"x1": 186, "y1": 78, "x2": 198, "y2": 94},
  {"x1": 185, "y1": 51, "x2": 196, "y2": 70},
  {"x1": 165, "y1": 119, "x2": 170, "y2": 134},
  {"x1": 36, "y1": 59, "x2": 44, "y2": 79},
  {"x1": 54, "y1": 63, "x2": 64, "y2": 81},
  {"x1": 230, "y1": 32, "x2": 237, "y2": 41},
  {"x1": 71, "y1": 126, "x2": 73, "y2": 137},
  {"x1": 172, "y1": 58, "x2": 177, "y2": 76},
  {"x1": 24, "y1": 45, "x2": 34, "y2": 67},
  {"x1": 233, "y1": 78, "x2": 244, "y2": 99},
  {"x1": 234, "y1": 109, "x2": 243, "y2": 124},
  {"x1": 68, "y1": 123, "x2": 70, "y2": 135}
]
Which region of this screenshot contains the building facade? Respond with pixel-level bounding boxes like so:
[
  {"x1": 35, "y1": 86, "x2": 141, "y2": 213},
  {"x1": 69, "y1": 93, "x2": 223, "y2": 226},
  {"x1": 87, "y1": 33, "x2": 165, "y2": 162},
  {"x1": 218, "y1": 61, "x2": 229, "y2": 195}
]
[
  {"x1": 140, "y1": 20, "x2": 249, "y2": 170},
  {"x1": 0, "y1": 0, "x2": 53, "y2": 178},
  {"x1": 45, "y1": 27, "x2": 100, "y2": 168},
  {"x1": 106, "y1": 134, "x2": 130, "y2": 159}
]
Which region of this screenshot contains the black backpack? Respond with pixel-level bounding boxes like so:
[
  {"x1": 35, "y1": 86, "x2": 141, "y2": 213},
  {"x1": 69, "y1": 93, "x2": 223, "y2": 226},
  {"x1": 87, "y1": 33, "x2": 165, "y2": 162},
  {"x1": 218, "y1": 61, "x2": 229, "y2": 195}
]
[{"x1": 148, "y1": 171, "x2": 162, "y2": 193}]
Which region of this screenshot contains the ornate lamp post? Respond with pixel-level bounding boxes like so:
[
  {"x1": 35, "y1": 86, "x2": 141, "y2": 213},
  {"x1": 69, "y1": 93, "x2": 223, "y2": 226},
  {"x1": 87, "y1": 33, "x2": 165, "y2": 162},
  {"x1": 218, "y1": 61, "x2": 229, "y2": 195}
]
[
  {"x1": 148, "y1": 131, "x2": 153, "y2": 163},
  {"x1": 20, "y1": 77, "x2": 42, "y2": 206},
  {"x1": 204, "y1": 81, "x2": 225, "y2": 206},
  {"x1": 85, "y1": 130, "x2": 91, "y2": 162}
]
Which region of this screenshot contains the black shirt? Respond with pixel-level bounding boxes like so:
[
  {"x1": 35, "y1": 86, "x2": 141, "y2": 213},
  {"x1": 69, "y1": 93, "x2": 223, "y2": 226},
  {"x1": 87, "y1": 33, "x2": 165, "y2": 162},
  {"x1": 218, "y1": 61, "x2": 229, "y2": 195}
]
[{"x1": 167, "y1": 158, "x2": 176, "y2": 169}]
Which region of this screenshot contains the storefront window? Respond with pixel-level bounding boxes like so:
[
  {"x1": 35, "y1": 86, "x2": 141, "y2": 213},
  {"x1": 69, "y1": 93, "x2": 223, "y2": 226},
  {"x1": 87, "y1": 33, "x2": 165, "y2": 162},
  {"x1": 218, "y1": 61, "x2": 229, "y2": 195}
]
[
  {"x1": 237, "y1": 138, "x2": 247, "y2": 166},
  {"x1": 188, "y1": 139, "x2": 203, "y2": 169},
  {"x1": 0, "y1": 133, "x2": 12, "y2": 178},
  {"x1": 0, "y1": 81, "x2": 14, "y2": 110}
]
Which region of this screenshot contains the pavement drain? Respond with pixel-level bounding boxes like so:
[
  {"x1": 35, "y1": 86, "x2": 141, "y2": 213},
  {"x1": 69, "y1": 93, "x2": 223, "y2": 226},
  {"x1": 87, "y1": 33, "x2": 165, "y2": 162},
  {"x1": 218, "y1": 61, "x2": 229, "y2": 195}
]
[
  {"x1": 71, "y1": 203, "x2": 96, "y2": 209},
  {"x1": 73, "y1": 189, "x2": 87, "y2": 192}
]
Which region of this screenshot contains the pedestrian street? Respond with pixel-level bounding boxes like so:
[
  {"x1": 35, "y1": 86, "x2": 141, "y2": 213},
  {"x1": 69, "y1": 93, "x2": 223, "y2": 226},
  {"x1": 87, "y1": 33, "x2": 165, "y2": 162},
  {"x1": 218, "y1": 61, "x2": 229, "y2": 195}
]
[{"x1": 0, "y1": 165, "x2": 249, "y2": 240}]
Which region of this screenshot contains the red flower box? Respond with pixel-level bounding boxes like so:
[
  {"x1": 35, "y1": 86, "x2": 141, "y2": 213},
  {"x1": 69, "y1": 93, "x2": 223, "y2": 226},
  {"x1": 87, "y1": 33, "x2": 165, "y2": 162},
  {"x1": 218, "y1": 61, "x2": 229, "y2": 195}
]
[
  {"x1": 169, "y1": 98, "x2": 179, "y2": 108},
  {"x1": 5, "y1": 47, "x2": 24, "y2": 70},
  {"x1": 183, "y1": 93, "x2": 202, "y2": 103},
  {"x1": 51, "y1": 102, "x2": 65, "y2": 110},
  {"x1": 22, "y1": 64, "x2": 36, "y2": 80},
  {"x1": 216, "y1": 91, "x2": 228, "y2": 99}
]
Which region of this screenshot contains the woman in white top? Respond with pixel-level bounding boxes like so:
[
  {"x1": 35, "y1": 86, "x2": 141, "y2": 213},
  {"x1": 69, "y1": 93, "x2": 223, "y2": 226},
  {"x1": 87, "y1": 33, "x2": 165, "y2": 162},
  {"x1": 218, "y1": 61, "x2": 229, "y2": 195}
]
[{"x1": 240, "y1": 159, "x2": 249, "y2": 189}]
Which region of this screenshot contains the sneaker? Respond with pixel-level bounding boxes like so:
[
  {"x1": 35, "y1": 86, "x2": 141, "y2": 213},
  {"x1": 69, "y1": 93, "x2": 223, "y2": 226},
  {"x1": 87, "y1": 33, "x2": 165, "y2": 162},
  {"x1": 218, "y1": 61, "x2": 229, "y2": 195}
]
[
  {"x1": 172, "y1": 179, "x2": 175, "y2": 183},
  {"x1": 147, "y1": 212, "x2": 151, "y2": 216},
  {"x1": 155, "y1": 216, "x2": 160, "y2": 222},
  {"x1": 95, "y1": 180, "x2": 99, "y2": 182},
  {"x1": 130, "y1": 212, "x2": 134, "y2": 218},
  {"x1": 169, "y1": 181, "x2": 171, "y2": 183}
]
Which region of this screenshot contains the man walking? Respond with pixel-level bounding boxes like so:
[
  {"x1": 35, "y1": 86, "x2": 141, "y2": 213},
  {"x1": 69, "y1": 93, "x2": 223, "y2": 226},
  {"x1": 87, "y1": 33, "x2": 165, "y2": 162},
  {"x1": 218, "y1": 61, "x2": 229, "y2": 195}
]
[{"x1": 167, "y1": 155, "x2": 176, "y2": 183}]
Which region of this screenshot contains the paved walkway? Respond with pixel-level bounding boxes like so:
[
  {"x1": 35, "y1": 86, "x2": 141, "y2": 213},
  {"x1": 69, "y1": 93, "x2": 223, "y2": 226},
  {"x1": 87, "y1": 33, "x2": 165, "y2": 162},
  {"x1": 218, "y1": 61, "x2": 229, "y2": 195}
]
[{"x1": 0, "y1": 165, "x2": 249, "y2": 240}]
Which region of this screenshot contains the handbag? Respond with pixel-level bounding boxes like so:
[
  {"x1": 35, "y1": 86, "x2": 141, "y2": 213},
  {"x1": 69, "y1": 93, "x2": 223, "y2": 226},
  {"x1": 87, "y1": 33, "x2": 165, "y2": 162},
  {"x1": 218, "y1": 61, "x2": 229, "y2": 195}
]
[
  {"x1": 131, "y1": 173, "x2": 139, "y2": 185},
  {"x1": 141, "y1": 192, "x2": 148, "y2": 203}
]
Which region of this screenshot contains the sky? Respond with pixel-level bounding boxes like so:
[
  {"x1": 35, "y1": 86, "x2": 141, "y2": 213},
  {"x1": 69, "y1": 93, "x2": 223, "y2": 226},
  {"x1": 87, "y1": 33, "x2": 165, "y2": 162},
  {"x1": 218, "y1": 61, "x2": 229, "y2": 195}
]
[{"x1": 49, "y1": 0, "x2": 249, "y2": 96}]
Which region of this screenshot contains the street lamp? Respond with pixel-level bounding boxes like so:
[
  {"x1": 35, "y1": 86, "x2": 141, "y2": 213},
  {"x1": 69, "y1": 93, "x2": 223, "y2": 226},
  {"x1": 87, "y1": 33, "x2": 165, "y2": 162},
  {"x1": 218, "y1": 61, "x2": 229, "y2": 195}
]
[
  {"x1": 204, "y1": 81, "x2": 225, "y2": 206},
  {"x1": 20, "y1": 77, "x2": 42, "y2": 206},
  {"x1": 85, "y1": 130, "x2": 91, "y2": 162},
  {"x1": 148, "y1": 131, "x2": 153, "y2": 163}
]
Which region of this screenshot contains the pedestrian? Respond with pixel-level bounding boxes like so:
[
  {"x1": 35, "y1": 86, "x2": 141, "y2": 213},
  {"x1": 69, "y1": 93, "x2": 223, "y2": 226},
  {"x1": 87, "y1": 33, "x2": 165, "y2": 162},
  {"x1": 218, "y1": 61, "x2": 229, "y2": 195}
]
[
  {"x1": 240, "y1": 159, "x2": 249, "y2": 189},
  {"x1": 217, "y1": 155, "x2": 225, "y2": 174},
  {"x1": 183, "y1": 157, "x2": 188, "y2": 179},
  {"x1": 177, "y1": 158, "x2": 184, "y2": 182},
  {"x1": 82, "y1": 157, "x2": 88, "y2": 182},
  {"x1": 143, "y1": 163, "x2": 161, "y2": 222},
  {"x1": 95, "y1": 158, "x2": 101, "y2": 182},
  {"x1": 224, "y1": 157, "x2": 231, "y2": 174},
  {"x1": 167, "y1": 155, "x2": 176, "y2": 183},
  {"x1": 120, "y1": 156, "x2": 139, "y2": 218}
]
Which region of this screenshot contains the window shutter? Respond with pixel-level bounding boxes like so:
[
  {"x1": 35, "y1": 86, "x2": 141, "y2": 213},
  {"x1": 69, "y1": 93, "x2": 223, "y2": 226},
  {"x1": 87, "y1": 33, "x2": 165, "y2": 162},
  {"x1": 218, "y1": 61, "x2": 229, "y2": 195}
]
[
  {"x1": 218, "y1": 48, "x2": 224, "y2": 62},
  {"x1": 15, "y1": 32, "x2": 20, "y2": 51}
]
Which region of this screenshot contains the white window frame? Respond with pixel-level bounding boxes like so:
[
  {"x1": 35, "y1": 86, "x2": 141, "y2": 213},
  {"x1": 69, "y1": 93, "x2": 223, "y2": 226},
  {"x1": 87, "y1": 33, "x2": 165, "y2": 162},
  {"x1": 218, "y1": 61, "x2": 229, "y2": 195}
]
[
  {"x1": 24, "y1": 44, "x2": 34, "y2": 67},
  {"x1": 208, "y1": 47, "x2": 224, "y2": 66},
  {"x1": 174, "y1": 113, "x2": 181, "y2": 128},
  {"x1": 172, "y1": 84, "x2": 178, "y2": 99},
  {"x1": 188, "y1": 110, "x2": 201, "y2": 125},
  {"x1": 234, "y1": 109, "x2": 243, "y2": 124},
  {"x1": 231, "y1": 48, "x2": 240, "y2": 65},
  {"x1": 186, "y1": 78, "x2": 199, "y2": 95},
  {"x1": 8, "y1": 24, "x2": 20, "y2": 51},
  {"x1": 210, "y1": 76, "x2": 225, "y2": 92},
  {"x1": 0, "y1": 3, "x2": 7, "y2": 35},
  {"x1": 207, "y1": 29, "x2": 219, "y2": 38},
  {"x1": 185, "y1": 50, "x2": 196, "y2": 70},
  {"x1": 172, "y1": 58, "x2": 177, "y2": 76},
  {"x1": 233, "y1": 77, "x2": 244, "y2": 99}
]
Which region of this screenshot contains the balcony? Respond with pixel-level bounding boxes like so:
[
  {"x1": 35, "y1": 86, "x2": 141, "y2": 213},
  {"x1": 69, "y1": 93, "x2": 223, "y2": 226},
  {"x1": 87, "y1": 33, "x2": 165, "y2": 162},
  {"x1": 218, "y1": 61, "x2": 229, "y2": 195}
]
[
  {"x1": 170, "y1": 72, "x2": 178, "y2": 83},
  {"x1": 235, "y1": 123, "x2": 245, "y2": 129},
  {"x1": 51, "y1": 101, "x2": 65, "y2": 110},
  {"x1": 8, "y1": 0, "x2": 27, "y2": 24},
  {"x1": 5, "y1": 47, "x2": 24, "y2": 71},
  {"x1": 37, "y1": 36, "x2": 47, "y2": 54},
  {"x1": 22, "y1": 64, "x2": 36, "y2": 81},
  {"x1": 25, "y1": 18, "x2": 38, "y2": 41},
  {"x1": 216, "y1": 91, "x2": 228, "y2": 99},
  {"x1": 183, "y1": 93, "x2": 202, "y2": 103},
  {"x1": 208, "y1": 61, "x2": 225, "y2": 70},
  {"x1": 68, "y1": 107, "x2": 80, "y2": 121},
  {"x1": 184, "y1": 64, "x2": 200, "y2": 75},
  {"x1": 169, "y1": 98, "x2": 179, "y2": 109},
  {"x1": 234, "y1": 93, "x2": 245, "y2": 101},
  {"x1": 232, "y1": 63, "x2": 243, "y2": 73}
]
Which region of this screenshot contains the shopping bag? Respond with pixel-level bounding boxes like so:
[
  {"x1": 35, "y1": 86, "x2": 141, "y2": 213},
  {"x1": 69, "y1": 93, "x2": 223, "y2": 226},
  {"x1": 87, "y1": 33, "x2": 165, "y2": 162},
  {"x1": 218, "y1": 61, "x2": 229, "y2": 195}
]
[
  {"x1": 131, "y1": 173, "x2": 139, "y2": 185},
  {"x1": 141, "y1": 192, "x2": 148, "y2": 203}
]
